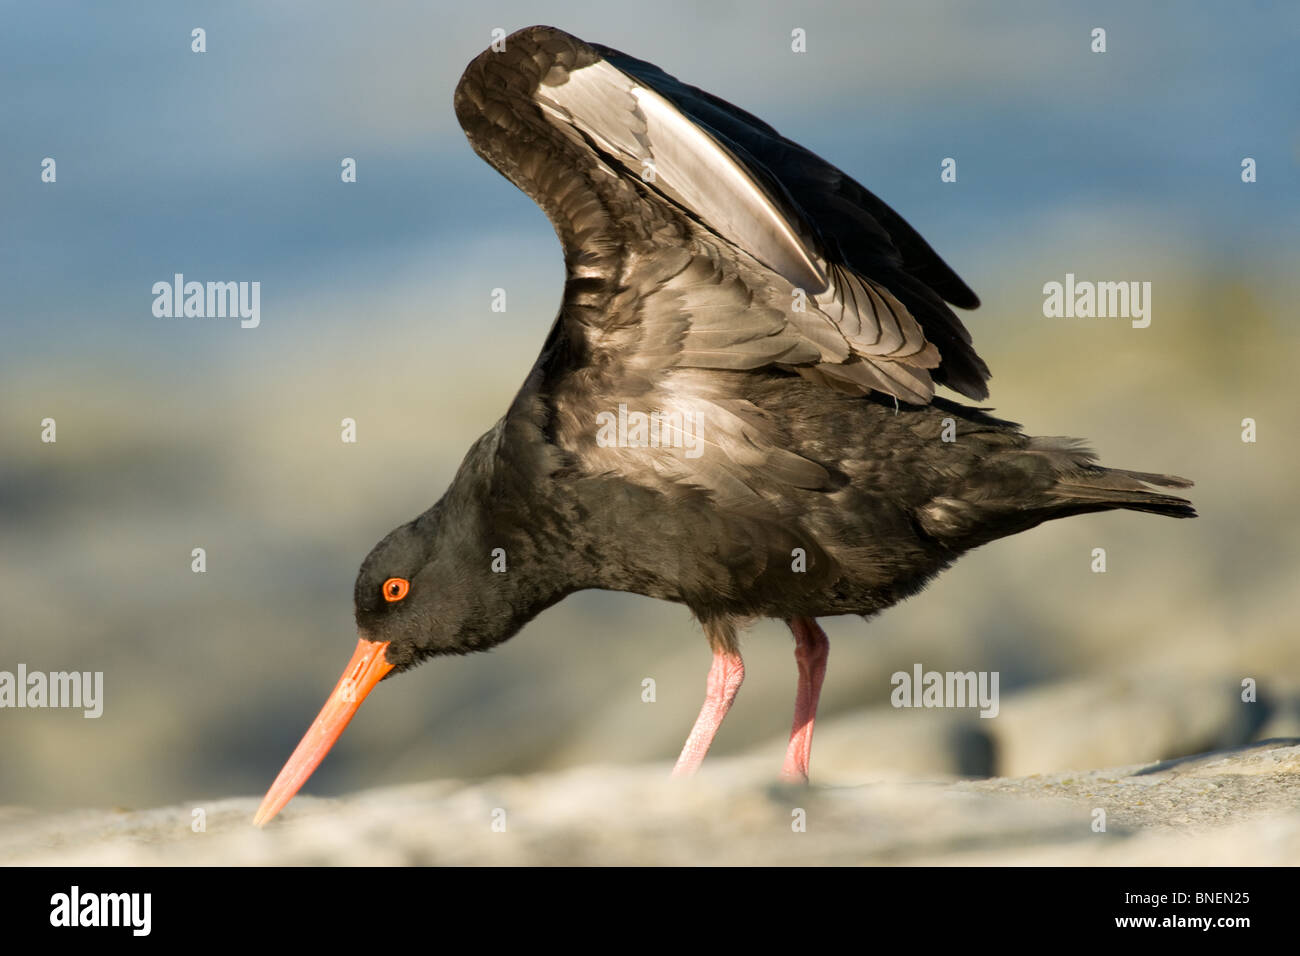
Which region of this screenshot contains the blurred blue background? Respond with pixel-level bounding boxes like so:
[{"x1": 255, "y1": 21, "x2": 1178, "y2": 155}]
[{"x1": 2, "y1": 1, "x2": 1297, "y2": 810}]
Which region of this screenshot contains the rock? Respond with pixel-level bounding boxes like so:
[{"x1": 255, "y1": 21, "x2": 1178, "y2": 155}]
[
  {"x1": 752, "y1": 673, "x2": 1267, "y2": 783},
  {"x1": 978, "y1": 674, "x2": 1258, "y2": 777},
  {"x1": 3, "y1": 741, "x2": 1297, "y2": 866}
]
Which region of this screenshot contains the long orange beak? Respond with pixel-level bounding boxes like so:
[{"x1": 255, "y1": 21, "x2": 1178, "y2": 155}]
[{"x1": 253, "y1": 637, "x2": 394, "y2": 826}]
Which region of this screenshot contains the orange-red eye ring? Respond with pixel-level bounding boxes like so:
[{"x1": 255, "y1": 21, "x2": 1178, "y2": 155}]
[{"x1": 382, "y1": 577, "x2": 409, "y2": 602}]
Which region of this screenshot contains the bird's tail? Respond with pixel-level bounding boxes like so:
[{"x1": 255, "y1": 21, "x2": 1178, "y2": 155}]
[
  {"x1": 910, "y1": 418, "x2": 1198, "y2": 550},
  {"x1": 1035, "y1": 437, "x2": 1197, "y2": 519},
  {"x1": 1051, "y1": 465, "x2": 1197, "y2": 518}
]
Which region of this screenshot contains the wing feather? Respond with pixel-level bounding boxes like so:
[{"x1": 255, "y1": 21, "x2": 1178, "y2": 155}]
[
  {"x1": 453, "y1": 26, "x2": 989, "y2": 514},
  {"x1": 454, "y1": 26, "x2": 986, "y2": 406}
]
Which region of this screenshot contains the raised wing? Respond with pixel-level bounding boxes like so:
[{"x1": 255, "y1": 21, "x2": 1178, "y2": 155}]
[
  {"x1": 589, "y1": 41, "x2": 989, "y2": 400},
  {"x1": 453, "y1": 25, "x2": 989, "y2": 406}
]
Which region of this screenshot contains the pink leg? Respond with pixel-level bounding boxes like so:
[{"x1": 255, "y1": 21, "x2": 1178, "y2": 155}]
[
  {"x1": 672, "y1": 649, "x2": 745, "y2": 776},
  {"x1": 782, "y1": 617, "x2": 829, "y2": 783}
]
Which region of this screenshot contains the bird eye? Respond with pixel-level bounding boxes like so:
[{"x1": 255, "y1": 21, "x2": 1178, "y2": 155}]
[{"x1": 382, "y1": 577, "x2": 409, "y2": 602}]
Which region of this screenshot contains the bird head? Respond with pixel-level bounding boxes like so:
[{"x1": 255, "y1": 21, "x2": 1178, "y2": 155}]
[
  {"x1": 252, "y1": 514, "x2": 482, "y2": 827},
  {"x1": 350, "y1": 518, "x2": 473, "y2": 669},
  {"x1": 252, "y1": 423, "x2": 572, "y2": 827}
]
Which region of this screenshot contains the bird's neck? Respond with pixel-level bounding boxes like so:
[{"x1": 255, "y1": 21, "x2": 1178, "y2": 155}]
[{"x1": 435, "y1": 408, "x2": 602, "y2": 650}]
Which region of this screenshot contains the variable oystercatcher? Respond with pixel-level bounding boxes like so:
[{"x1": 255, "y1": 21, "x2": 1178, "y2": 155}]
[{"x1": 254, "y1": 25, "x2": 1194, "y2": 825}]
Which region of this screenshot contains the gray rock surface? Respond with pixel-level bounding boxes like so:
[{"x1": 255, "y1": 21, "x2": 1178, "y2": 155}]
[{"x1": 4, "y1": 740, "x2": 1297, "y2": 866}]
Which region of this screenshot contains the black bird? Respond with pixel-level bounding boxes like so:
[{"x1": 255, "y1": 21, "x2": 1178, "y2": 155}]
[{"x1": 255, "y1": 26, "x2": 1194, "y2": 825}]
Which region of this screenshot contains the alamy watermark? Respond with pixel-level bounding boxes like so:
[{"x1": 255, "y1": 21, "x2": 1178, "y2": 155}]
[
  {"x1": 890, "y1": 663, "x2": 999, "y2": 718},
  {"x1": 0, "y1": 665, "x2": 103, "y2": 717},
  {"x1": 50, "y1": 886, "x2": 150, "y2": 936},
  {"x1": 594, "y1": 403, "x2": 704, "y2": 458},
  {"x1": 152, "y1": 273, "x2": 260, "y2": 328},
  {"x1": 1042, "y1": 273, "x2": 1151, "y2": 328}
]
